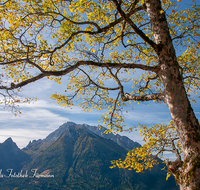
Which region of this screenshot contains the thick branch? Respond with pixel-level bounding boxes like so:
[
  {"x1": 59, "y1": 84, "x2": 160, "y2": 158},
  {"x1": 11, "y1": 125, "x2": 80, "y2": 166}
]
[
  {"x1": 171, "y1": 138, "x2": 182, "y2": 161},
  {"x1": 111, "y1": 0, "x2": 159, "y2": 52},
  {"x1": 0, "y1": 60, "x2": 160, "y2": 90},
  {"x1": 166, "y1": 159, "x2": 183, "y2": 174},
  {"x1": 122, "y1": 92, "x2": 164, "y2": 101}
]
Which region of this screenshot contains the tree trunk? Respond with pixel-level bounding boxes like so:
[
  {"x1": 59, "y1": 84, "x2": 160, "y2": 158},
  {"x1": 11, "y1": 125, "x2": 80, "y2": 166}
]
[{"x1": 145, "y1": 0, "x2": 200, "y2": 189}]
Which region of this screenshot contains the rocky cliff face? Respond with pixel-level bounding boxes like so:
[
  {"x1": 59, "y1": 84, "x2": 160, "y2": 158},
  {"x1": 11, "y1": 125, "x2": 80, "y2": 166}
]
[{"x1": 23, "y1": 122, "x2": 140, "y2": 155}]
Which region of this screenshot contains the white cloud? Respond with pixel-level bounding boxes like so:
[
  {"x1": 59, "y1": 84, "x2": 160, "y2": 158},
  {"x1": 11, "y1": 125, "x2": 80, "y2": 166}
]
[
  {"x1": 20, "y1": 99, "x2": 60, "y2": 109},
  {"x1": 0, "y1": 128, "x2": 52, "y2": 148},
  {"x1": 20, "y1": 99, "x2": 104, "y2": 115},
  {"x1": 0, "y1": 103, "x2": 70, "y2": 148}
]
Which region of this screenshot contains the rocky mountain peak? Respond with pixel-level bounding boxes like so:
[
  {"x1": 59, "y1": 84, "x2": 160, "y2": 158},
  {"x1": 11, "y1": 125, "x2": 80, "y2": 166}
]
[
  {"x1": 24, "y1": 122, "x2": 141, "y2": 154},
  {"x1": 1, "y1": 137, "x2": 19, "y2": 152}
]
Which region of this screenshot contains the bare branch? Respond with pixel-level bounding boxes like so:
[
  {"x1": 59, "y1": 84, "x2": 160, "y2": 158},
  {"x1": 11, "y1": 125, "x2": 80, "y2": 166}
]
[
  {"x1": 171, "y1": 138, "x2": 182, "y2": 161},
  {"x1": 139, "y1": 74, "x2": 158, "y2": 92},
  {"x1": 110, "y1": 92, "x2": 120, "y2": 126},
  {"x1": 183, "y1": 76, "x2": 200, "y2": 80},
  {"x1": 108, "y1": 68, "x2": 125, "y2": 98},
  {"x1": 78, "y1": 68, "x2": 120, "y2": 91},
  {"x1": 0, "y1": 0, "x2": 10, "y2": 6}
]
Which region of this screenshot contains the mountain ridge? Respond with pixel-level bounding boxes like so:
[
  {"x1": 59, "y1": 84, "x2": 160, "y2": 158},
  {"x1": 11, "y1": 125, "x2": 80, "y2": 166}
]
[
  {"x1": 21, "y1": 123, "x2": 178, "y2": 189},
  {"x1": 0, "y1": 122, "x2": 179, "y2": 190},
  {"x1": 23, "y1": 122, "x2": 140, "y2": 157}
]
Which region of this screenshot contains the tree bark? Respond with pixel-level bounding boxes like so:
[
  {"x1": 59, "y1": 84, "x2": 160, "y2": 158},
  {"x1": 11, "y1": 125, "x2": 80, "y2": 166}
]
[{"x1": 145, "y1": 0, "x2": 200, "y2": 189}]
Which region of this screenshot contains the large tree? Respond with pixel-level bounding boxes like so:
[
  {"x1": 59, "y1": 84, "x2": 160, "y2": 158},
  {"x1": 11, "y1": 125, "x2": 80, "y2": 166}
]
[{"x1": 0, "y1": 0, "x2": 199, "y2": 189}]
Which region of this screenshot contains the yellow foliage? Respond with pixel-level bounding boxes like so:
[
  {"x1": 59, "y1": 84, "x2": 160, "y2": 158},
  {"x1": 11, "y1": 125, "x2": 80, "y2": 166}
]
[
  {"x1": 110, "y1": 120, "x2": 181, "y2": 176},
  {"x1": 0, "y1": 0, "x2": 199, "y2": 181}
]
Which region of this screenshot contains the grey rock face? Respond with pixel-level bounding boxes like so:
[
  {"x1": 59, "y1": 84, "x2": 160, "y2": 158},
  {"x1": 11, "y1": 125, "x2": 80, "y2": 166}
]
[{"x1": 24, "y1": 122, "x2": 140, "y2": 155}]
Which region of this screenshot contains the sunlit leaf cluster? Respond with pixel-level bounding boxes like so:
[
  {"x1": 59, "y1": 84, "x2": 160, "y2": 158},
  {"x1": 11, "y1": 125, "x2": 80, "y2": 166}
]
[{"x1": 110, "y1": 120, "x2": 182, "y2": 173}]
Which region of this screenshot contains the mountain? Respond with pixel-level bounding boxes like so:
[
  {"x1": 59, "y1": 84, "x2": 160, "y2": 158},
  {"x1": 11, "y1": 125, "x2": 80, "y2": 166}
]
[
  {"x1": 23, "y1": 122, "x2": 140, "y2": 156},
  {"x1": 84, "y1": 123, "x2": 141, "y2": 150},
  {"x1": 0, "y1": 122, "x2": 179, "y2": 190},
  {"x1": 0, "y1": 137, "x2": 30, "y2": 171}
]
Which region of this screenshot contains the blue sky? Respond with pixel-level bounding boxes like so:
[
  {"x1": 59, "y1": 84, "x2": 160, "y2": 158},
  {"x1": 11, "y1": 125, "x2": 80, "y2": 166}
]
[{"x1": 0, "y1": 73, "x2": 199, "y2": 157}]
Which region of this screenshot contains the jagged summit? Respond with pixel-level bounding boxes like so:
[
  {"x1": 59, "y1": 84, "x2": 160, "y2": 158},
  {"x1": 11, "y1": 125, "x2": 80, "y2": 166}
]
[
  {"x1": 20, "y1": 122, "x2": 178, "y2": 190},
  {"x1": 0, "y1": 123, "x2": 178, "y2": 190},
  {"x1": 1, "y1": 137, "x2": 19, "y2": 151},
  {"x1": 23, "y1": 122, "x2": 140, "y2": 154},
  {"x1": 3, "y1": 137, "x2": 13, "y2": 142}
]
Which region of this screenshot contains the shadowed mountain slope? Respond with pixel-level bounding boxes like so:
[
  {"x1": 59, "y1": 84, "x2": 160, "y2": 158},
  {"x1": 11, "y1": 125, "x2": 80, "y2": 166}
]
[
  {"x1": 0, "y1": 123, "x2": 179, "y2": 190},
  {"x1": 0, "y1": 137, "x2": 30, "y2": 171}
]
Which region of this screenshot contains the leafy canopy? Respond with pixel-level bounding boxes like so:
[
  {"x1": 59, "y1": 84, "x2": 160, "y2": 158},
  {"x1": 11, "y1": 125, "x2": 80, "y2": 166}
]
[{"x1": 0, "y1": 0, "x2": 199, "y2": 176}]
